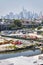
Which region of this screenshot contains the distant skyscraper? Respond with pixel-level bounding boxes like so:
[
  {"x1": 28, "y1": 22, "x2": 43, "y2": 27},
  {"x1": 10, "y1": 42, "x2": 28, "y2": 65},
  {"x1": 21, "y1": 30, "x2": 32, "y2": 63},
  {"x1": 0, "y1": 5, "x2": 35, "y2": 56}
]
[
  {"x1": 9, "y1": 12, "x2": 14, "y2": 19},
  {"x1": 22, "y1": 8, "x2": 28, "y2": 19},
  {"x1": 39, "y1": 11, "x2": 43, "y2": 19},
  {"x1": 33, "y1": 13, "x2": 38, "y2": 19},
  {"x1": 19, "y1": 12, "x2": 23, "y2": 19},
  {"x1": 5, "y1": 14, "x2": 10, "y2": 19},
  {"x1": 39, "y1": 11, "x2": 42, "y2": 16}
]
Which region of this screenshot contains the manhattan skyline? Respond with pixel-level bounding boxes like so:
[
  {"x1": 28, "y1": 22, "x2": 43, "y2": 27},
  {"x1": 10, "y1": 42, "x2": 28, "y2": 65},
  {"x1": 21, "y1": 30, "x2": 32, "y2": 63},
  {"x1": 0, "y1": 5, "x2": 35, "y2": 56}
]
[{"x1": 0, "y1": 0, "x2": 43, "y2": 17}]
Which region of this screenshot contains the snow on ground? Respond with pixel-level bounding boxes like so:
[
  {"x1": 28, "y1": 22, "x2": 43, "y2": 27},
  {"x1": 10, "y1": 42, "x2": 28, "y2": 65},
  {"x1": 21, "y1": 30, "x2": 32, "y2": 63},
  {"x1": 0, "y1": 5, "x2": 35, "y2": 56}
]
[{"x1": 0, "y1": 54, "x2": 43, "y2": 65}]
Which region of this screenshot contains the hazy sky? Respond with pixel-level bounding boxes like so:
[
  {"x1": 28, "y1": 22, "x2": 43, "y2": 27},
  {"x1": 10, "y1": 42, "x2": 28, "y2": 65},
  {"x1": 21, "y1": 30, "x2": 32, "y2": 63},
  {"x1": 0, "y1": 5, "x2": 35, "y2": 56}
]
[{"x1": 0, "y1": 0, "x2": 43, "y2": 16}]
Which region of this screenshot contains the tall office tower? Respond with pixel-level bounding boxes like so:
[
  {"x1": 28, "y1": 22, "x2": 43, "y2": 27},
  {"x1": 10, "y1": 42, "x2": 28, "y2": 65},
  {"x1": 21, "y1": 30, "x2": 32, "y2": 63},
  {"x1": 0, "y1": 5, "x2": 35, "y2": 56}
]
[{"x1": 22, "y1": 7, "x2": 28, "y2": 19}]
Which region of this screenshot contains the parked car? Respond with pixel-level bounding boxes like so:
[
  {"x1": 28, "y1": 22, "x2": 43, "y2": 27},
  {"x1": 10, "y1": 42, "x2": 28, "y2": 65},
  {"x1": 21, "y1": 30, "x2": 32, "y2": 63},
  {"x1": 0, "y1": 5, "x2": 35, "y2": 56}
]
[{"x1": 12, "y1": 40, "x2": 22, "y2": 45}]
